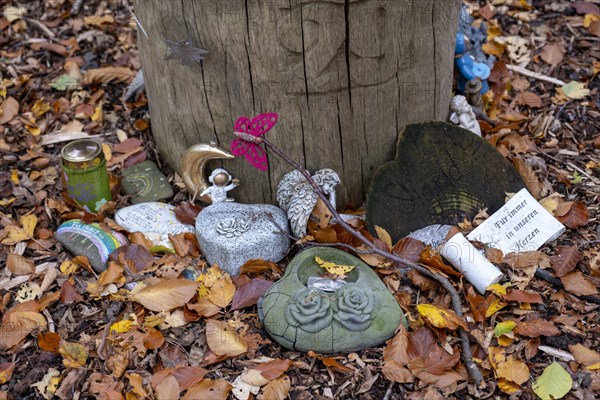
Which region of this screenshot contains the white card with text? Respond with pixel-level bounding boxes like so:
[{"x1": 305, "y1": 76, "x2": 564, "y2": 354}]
[{"x1": 467, "y1": 188, "x2": 565, "y2": 254}]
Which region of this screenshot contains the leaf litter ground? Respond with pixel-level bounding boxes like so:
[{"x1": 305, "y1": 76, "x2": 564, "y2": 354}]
[{"x1": 0, "y1": 1, "x2": 599, "y2": 399}]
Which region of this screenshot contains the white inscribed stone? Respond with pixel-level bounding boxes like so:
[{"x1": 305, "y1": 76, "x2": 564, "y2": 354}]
[
  {"x1": 115, "y1": 202, "x2": 195, "y2": 236},
  {"x1": 467, "y1": 188, "x2": 565, "y2": 254}
]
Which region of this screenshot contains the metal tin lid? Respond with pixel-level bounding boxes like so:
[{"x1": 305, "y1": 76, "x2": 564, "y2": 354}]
[{"x1": 61, "y1": 139, "x2": 102, "y2": 162}]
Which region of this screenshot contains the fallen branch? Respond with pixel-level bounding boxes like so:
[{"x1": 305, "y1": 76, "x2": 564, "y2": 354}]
[
  {"x1": 506, "y1": 65, "x2": 566, "y2": 86},
  {"x1": 260, "y1": 137, "x2": 485, "y2": 386}
]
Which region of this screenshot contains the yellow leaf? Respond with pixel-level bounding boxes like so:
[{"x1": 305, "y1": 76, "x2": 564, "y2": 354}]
[
  {"x1": 0, "y1": 198, "x2": 15, "y2": 206},
  {"x1": 584, "y1": 13, "x2": 600, "y2": 28},
  {"x1": 532, "y1": 362, "x2": 573, "y2": 400},
  {"x1": 197, "y1": 265, "x2": 225, "y2": 288},
  {"x1": 132, "y1": 279, "x2": 199, "y2": 312},
  {"x1": 101, "y1": 143, "x2": 111, "y2": 162},
  {"x1": 205, "y1": 319, "x2": 248, "y2": 357},
  {"x1": 498, "y1": 335, "x2": 514, "y2": 347},
  {"x1": 20, "y1": 214, "x2": 37, "y2": 237},
  {"x1": 32, "y1": 99, "x2": 51, "y2": 118},
  {"x1": 110, "y1": 319, "x2": 133, "y2": 334},
  {"x1": 587, "y1": 363, "x2": 600, "y2": 371},
  {"x1": 60, "y1": 260, "x2": 80, "y2": 275},
  {"x1": 559, "y1": 81, "x2": 590, "y2": 99},
  {"x1": 92, "y1": 103, "x2": 103, "y2": 122},
  {"x1": 486, "y1": 298, "x2": 508, "y2": 318},
  {"x1": 11, "y1": 170, "x2": 19, "y2": 185},
  {"x1": 496, "y1": 356, "x2": 530, "y2": 385},
  {"x1": 494, "y1": 320, "x2": 517, "y2": 337},
  {"x1": 498, "y1": 378, "x2": 522, "y2": 394},
  {"x1": 208, "y1": 276, "x2": 236, "y2": 308},
  {"x1": 374, "y1": 225, "x2": 392, "y2": 249},
  {"x1": 315, "y1": 256, "x2": 355, "y2": 276},
  {"x1": 198, "y1": 283, "x2": 210, "y2": 299},
  {"x1": 58, "y1": 341, "x2": 89, "y2": 368},
  {"x1": 417, "y1": 304, "x2": 467, "y2": 330},
  {"x1": 487, "y1": 283, "x2": 508, "y2": 296}
]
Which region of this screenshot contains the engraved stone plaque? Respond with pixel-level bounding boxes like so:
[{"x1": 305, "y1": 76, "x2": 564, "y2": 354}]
[{"x1": 467, "y1": 188, "x2": 565, "y2": 254}]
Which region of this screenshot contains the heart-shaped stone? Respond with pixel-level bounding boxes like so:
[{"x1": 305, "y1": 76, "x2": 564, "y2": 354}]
[
  {"x1": 258, "y1": 247, "x2": 405, "y2": 353},
  {"x1": 195, "y1": 202, "x2": 291, "y2": 275}
]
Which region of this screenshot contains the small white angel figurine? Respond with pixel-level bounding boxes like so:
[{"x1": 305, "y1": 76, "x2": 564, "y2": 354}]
[
  {"x1": 450, "y1": 95, "x2": 482, "y2": 137},
  {"x1": 200, "y1": 168, "x2": 239, "y2": 203}
]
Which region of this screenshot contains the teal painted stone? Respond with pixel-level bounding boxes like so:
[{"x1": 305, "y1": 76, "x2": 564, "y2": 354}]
[
  {"x1": 259, "y1": 247, "x2": 404, "y2": 353},
  {"x1": 56, "y1": 220, "x2": 128, "y2": 273},
  {"x1": 121, "y1": 161, "x2": 173, "y2": 204}
]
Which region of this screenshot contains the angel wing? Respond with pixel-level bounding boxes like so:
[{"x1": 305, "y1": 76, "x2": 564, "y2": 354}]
[{"x1": 277, "y1": 170, "x2": 318, "y2": 238}]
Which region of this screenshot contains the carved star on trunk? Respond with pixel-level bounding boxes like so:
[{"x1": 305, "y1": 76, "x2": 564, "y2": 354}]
[{"x1": 165, "y1": 39, "x2": 208, "y2": 66}]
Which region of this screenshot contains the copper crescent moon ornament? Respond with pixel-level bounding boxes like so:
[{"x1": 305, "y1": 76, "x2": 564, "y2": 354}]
[{"x1": 180, "y1": 143, "x2": 235, "y2": 204}]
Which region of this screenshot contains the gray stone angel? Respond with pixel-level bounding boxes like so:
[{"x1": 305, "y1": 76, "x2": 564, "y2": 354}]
[{"x1": 277, "y1": 169, "x2": 340, "y2": 238}]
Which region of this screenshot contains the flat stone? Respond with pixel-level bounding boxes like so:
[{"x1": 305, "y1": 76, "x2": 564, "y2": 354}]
[
  {"x1": 467, "y1": 188, "x2": 565, "y2": 254},
  {"x1": 121, "y1": 161, "x2": 173, "y2": 204},
  {"x1": 115, "y1": 202, "x2": 195, "y2": 236},
  {"x1": 366, "y1": 122, "x2": 525, "y2": 241},
  {"x1": 56, "y1": 220, "x2": 128, "y2": 273},
  {"x1": 195, "y1": 202, "x2": 290, "y2": 275},
  {"x1": 258, "y1": 247, "x2": 404, "y2": 353}
]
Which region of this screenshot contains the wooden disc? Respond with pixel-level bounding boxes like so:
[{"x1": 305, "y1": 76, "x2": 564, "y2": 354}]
[{"x1": 366, "y1": 122, "x2": 525, "y2": 241}]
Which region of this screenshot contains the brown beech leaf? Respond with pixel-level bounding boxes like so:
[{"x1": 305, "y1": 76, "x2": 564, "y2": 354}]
[
  {"x1": 208, "y1": 276, "x2": 236, "y2": 308},
  {"x1": 568, "y1": 344, "x2": 600, "y2": 366},
  {"x1": 154, "y1": 374, "x2": 179, "y2": 400},
  {"x1": 38, "y1": 332, "x2": 61, "y2": 353},
  {"x1": 239, "y1": 259, "x2": 281, "y2": 276},
  {"x1": 382, "y1": 324, "x2": 414, "y2": 383},
  {"x1": 110, "y1": 244, "x2": 154, "y2": 272},
  {"x1": 143, "y1": 327, "x2": 164, "y2": 350},
  {"x1": 513, "y1": 158, "x2": 542, "y2": 199},
  {"x1": 231, "y1": 278, "x2": 273, "y2": 310},
  {"x1": 551, "y1": 246, "x2": 583, "y2": 277},
  {"x1": 182, "y1": 379, "x2": 232, "y2": 400},
  {"x1": 113, "y1": 138, "x2": 143, "y2": 153},
  {"x1": 504, "y1": 251, "x2": 545, "y2": 269},
  {"x1": 0, "y1": 362, "x2": 16, "y2": 384},
  {"x1": 540, "y1": 43, "x2": 565, "y2": 65},
  {"x1": 58, "y1": 340, "x2": 89, "y2": 368},
  {"x1": 186, "y1": 299, "x2": 221, "y2": 319},
  {"x1": 515, "y1": 319, "x2": 560, "y2": 338},
  {"x1": 420, "y1": 246, "x2": 462, "y2": 277},
  {"x1": 516, "y1": 92, "x2": 542, "y2": 108},
  {"x1": 496, "y1": 356, "x2": 530, "y2": 385},
  {"x1": 128, "y1": 232, "x2": 153, "y2": 249},
  {"x1": 560, "y1": 271, "x2": 598, "y2": 296},
  {"x1": 174, "y1": 202, "x2": 202, "y2": 225},
  {"x1": 97, "y1": 262, "x2": 125, "y2": 286},
  {"x1": 205, "y1": 319, "x2": 248, "y2": 357},
  {"x1": 392, "y1": 237, "x2": 425, "y2": 263},
  {"x1": 502, "y1": 289, "x2": 543, "y2": 304},
  {"x1": 255, "y1": 359, "x2": 293, "y2": 380},
  {"x1": 260, "y1": 375, "x2": 291, "y2": 400},
  {"x1": 307, "y1": 351, "x2": 354, "y2": 375},
  {"x1": 557, "y1": 201, "x2": 590, "y2": 229},
  {"x1": 133, "y1": 279, "x2": 199, "y2": 312},
  {"x1": 6, "y1": 254, "x2": 35, "y2": 275},
  {"x1": 60, "y1": 279, "x2": 83, "y2": 304},
  {"x1": 154, "y1": 366, "x2": 208, "y2": 392},
  {"x1": 466, "y1": 287, "x2": 490, "y2": 322},
  {"x1": 83, "y1": 67, "x2": 135, "y2": 84}
]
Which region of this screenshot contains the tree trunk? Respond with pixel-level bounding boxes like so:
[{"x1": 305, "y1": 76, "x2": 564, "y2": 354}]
[{"x1": 136, "y1": 0, "x2": 460, "y2": 206}]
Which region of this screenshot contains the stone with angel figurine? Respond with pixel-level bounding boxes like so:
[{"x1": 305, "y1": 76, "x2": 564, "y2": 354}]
[{"x1": 258, "y1": 247, "x2": 405, "y2": 353}]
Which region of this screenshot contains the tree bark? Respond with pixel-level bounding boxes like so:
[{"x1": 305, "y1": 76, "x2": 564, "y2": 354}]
[{"x1": 136, "y1": 0, "x2": 460, "y2": 206}]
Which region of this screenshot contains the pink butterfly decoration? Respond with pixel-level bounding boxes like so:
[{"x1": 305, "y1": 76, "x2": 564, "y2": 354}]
[{"x1": 231, "y1": 113, "x2": 278, "y2": 171}]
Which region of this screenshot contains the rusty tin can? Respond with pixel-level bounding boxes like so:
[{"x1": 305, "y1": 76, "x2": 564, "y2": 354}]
[{"x1": 61, "y1": 139, "x2": 112, "y2": 212}]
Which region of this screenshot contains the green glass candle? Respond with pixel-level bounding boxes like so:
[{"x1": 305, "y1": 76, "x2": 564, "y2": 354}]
[{"x1": 61, "y1": 139, "x2": 112, "y2": 213}]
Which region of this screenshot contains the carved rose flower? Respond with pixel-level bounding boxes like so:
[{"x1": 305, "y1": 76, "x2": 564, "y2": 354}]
[
  {"x1": 216, "y1": 218, "x2": 250, "y2": 238},
  {"x1": 285, "y1": 288, "x2": 332, "y2": 333},
  {"x1": 333, "y1": 284, "x2": 375, "y2": 331}
]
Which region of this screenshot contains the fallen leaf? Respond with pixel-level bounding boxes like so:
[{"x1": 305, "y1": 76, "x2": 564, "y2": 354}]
[
  {"x1": 0, "y1": 307, "x2": 47, "y2": 350},
  {"x1": 560, "y1": 81, "x2": 590, "y2": 99},
  {"x1": 502, "y1": 289, "x2": 543, "y2": 304},
  {"x1": 496, "y1": 356, "x2": 530, "y2": 385},
  {"x1": 504, "y1": 251, "x2": 545, "y2": 269},
  {"x1": 0, "y1": 363, "x2": 16, "y2": 384},
  {"x1": 561, "y1": 271, "x2": 598, "y2": 296},
  {"x1": 571, "y1": 2, "x2": 600, "y2": 15},
  {"x1": 38, "y1": 332, "x2": 61, "y2": 353},
  {"x1": 186, "y1": 298, "x2": 221, "y2": 319},
  {"x1": 0, "y1": 97, "x2": 19, "y2": 124},
  {"x1": 154, "y1": 374, "x2": 179, "y2": 400},
  {"x1": 58, "y1": 340, "x2": 89, "y2": 368},
  {"x1": 516, "y1": 92, "x2": 542, "y2": 108},
  {"x1": 1, "y1": 214, "x2": 37, "y2": 245},
  {"x1": 255, "y1": 359, "x2": 293, "y2": 381},
  {"x1": 205, "y1": 319, "x2": 248, "y2": 357},
  {"x1": 239, "y1": 259, "x2": 280, "y2": 276},
  {"x1": 84, "y1": 67, "x2": 135, "y2": 84},
  {"x1": 513, "y1": 158, "x2": 542, "y2": 199},
  {"x1": 231, "y1": 278, "x2": 274, "y2": 310},
  {"x1": 515, "y1": 319, "x2": 560, "y2": 338},
  {"x1": 494, "y1": 321, "x2": 517, "y2": 337},
  {"x1": 540, "y1": 43, "x2": 564, "y2": 65},
  {"x1": 551, "y1": 246, "x2": 583, "y2": 277},
  {"x1": 486, "y1": 298, "x2": 508, "y2": 318},
  {"x1": 315, "y1": 256, "x2": 355, "y2": 275},
  {"x1": 391, "y1": 237, "x2": 425, "y2": 263},
  {"x1": 557, "y1": 201, "x2": 590, "y2": 228},
  {"x1": 174, "y1": 202, "x2": 202, "y2": 225},
  {"x1": 419, "y1": 247, "x2": 462, "y2": 277},
  {"x1": 374, "y1": 226, "x2": 393, "y2": 249},
  {"x1": 208, "y1": 275, "x2": 236, "y2": 308},
  {"x1": 568, "y1": 344, "x2": 600, "y2": 367},
  {"x1": 110, "y1": 244, "x2": 154, "y2": 272},
  {"x1": 260, "y1": 375, "x2": 291, "y2": 400},
  {"x1": 133, "y1": 279, "x2": 199, "y2": 312},
  {"x1": 307, "y1": 351, "x2": 354, "y2": 374},
  {"x1": 60, "y1": 279, "x2": 83, "y2": 304},
  {"x1": 312, "y1": 199, "x2": 333, "y2": 229},
  {"x1": 182, "y1": 379, "x2": 231, "y2": 400},
  {"x1": 110, "y1": 320, "x2": 133, "y2": 334},
  {"x1": 6, "y1": 253, "x2": 35, "y2": 275},
  {"x1": 382, "y1": 324, "x2": 414, "y2": 383},
  {"x1": 417, "y1": 304, "x2": 467, "y2": 330},
  {"x1": 532, "y1": 362, "x2": 572, "y2": 400}
]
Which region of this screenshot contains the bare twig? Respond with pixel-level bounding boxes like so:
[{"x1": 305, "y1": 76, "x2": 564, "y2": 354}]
[
  {"x1": 261, "y1": 138, "x2": 484, "y2": 385},
  {"x1": 506, "y1": 65, "x2": 566, "y2": 86},
  {"x1": 382, "y1": 381, "x2": 395, "y2": 400}
]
